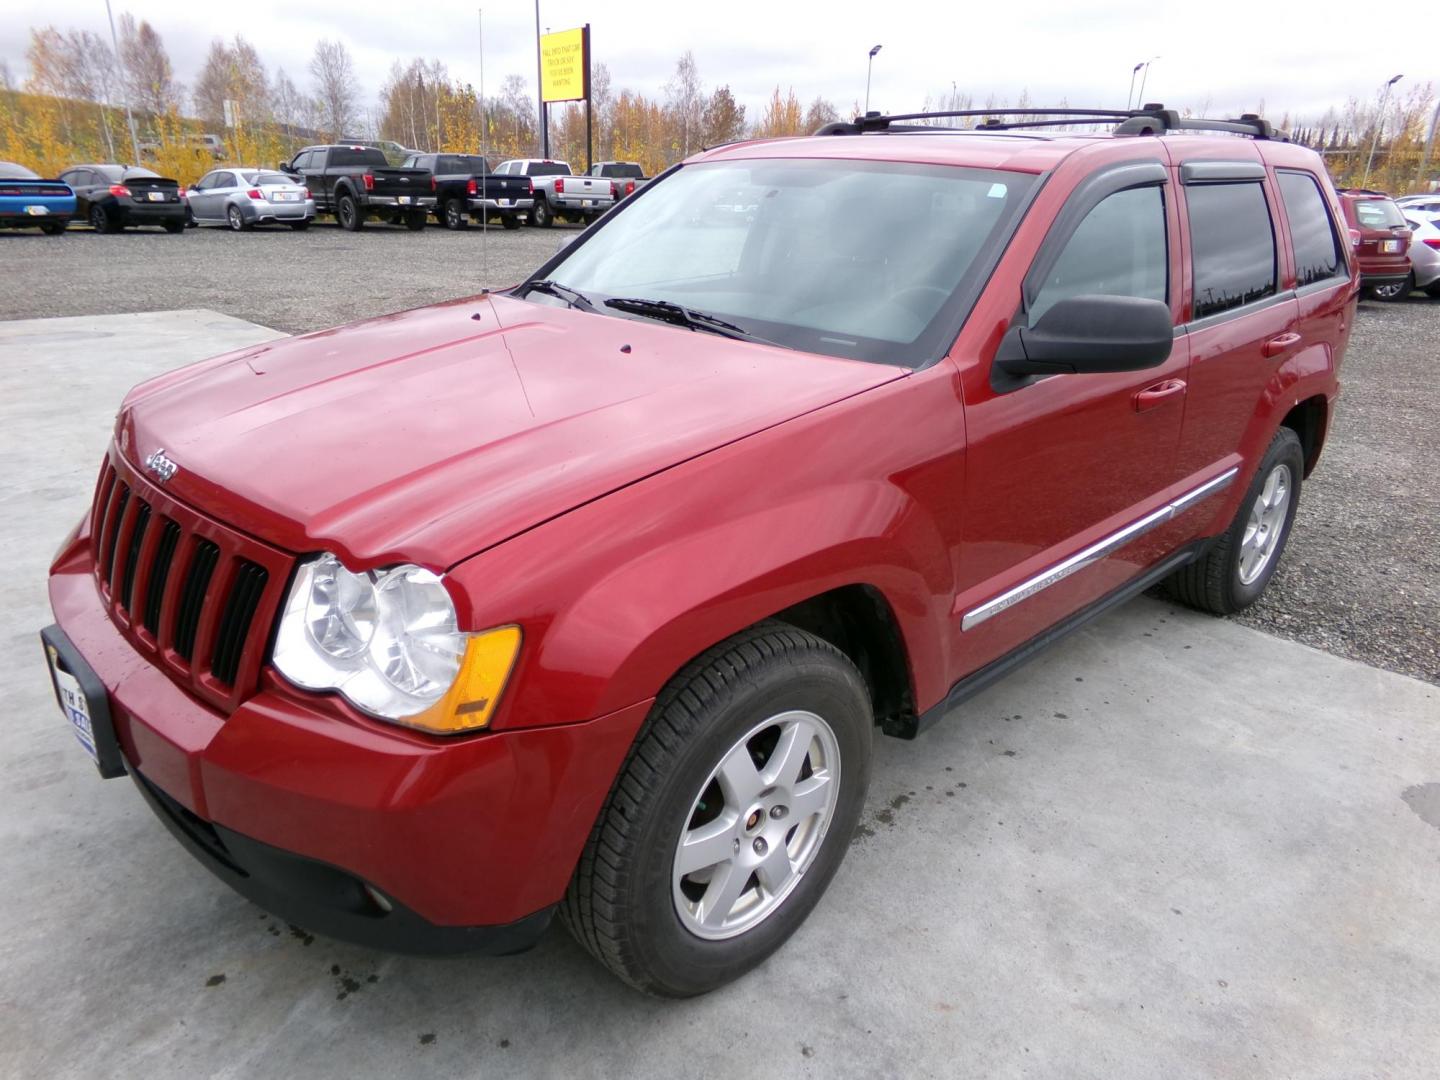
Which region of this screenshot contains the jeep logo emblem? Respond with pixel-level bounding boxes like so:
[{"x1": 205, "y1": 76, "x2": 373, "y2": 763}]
[{"x1": 143, "y1": 447, "x2": 178, "y2": 484}]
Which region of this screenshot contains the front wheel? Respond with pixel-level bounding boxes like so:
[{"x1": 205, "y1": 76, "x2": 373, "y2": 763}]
[
  {"x1": 531, "y1": 199, "x2": 553, "y2": 228},
  {"x1": 1166, "y1": 426, "x2": 1304, "y2": 615},
  {"x1": 560, "y1": 622, "x2": 872, "y2": 997},
  {"x1": 1367, "y1": 275, "x2": 1412, "y2": 301}
]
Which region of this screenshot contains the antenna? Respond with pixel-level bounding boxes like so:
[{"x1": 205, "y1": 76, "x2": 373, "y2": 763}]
[{"x1": 478, "y1": 7, "x2": 488, "y2": 282}]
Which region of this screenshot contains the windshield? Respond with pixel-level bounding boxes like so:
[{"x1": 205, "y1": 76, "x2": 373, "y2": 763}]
[
  {"x1": 1354, "y1": 199, "x2": 1406, "y2": 229},
  {"x1": 534, "y1": 158, "x2": 1036, "y2": 366}
]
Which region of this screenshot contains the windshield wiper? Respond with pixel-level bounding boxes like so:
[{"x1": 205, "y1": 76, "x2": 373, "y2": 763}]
[
  {"x1": 522, "y1": 279, "x2": 597, "y2": 311},
  {"x1": 603, "y1": 297, "x2": 788, "y2": 348}
]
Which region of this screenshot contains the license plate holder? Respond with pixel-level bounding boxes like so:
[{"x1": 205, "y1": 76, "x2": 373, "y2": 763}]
[
  {"x1": 25, "y1": 205, "x2": 49, "y2": 215},
  {"x1": 41, "y1": 625, "x2": 126, "y2": 779}
]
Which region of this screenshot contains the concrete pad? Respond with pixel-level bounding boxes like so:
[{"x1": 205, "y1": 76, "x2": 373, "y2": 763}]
[{"x1": 1, "y1": 312, "x2": 1436, "y2": 1079}]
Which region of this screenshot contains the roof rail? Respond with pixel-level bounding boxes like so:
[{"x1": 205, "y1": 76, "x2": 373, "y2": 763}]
[{"x1": 814, "y1": 105, "x2": 1289, "y2": 142}]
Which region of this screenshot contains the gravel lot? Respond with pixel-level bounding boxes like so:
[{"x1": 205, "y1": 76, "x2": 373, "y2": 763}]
[{"x1": 1, "y1": 224, "x2": 1435, "y2": 683}]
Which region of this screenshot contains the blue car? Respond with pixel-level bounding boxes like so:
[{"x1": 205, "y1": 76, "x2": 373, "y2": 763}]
[{"x1": 0, "y1": 161, "x2": 76, "y2": 234}]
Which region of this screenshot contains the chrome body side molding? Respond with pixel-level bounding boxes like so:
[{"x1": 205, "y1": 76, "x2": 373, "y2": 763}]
[{"x1": 961, "y1": 466, "x2": 1239, "y2": 631}]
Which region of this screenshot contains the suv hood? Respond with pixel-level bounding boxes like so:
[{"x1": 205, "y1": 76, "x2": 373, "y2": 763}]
[{"x1": 117, "y1": 294, "x2": 905, "y2": 568}]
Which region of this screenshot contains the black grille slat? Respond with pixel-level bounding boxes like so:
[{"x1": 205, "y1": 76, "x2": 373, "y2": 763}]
[
  {"x1": 210, "y1": 561, "x2": 269, "y2": 685},
  {"x1": 143, "y1": 520, "x2": 182, "y2": 634},
  {"x1": 119, "y1": 502, "x2": 151, "y2": 610},
  {"x1": 172, "y1": 540, "x2": 220, "y2": 662},
  {"x1": 101, "y1": 486, "x2": 130, "y2": 586}
]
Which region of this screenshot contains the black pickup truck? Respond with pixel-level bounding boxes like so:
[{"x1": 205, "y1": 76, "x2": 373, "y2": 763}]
[
  {"x1": 401, "y1": 153, "x2": 534, "y2": 230},
  {"x1": 280, "y1": 145, "x2": 435, "y2": 231}
]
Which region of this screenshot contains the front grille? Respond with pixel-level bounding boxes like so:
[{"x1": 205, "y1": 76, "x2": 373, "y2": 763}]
[{"x1": 89, "y1": 453, "x2": 293, "y2": 714}]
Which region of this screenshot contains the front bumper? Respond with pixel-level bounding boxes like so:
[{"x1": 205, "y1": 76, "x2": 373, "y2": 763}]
[
  {"x1": 468, "y1": 197, "x2": 534, "y2": 214},
  {"x1": 47, "y1": 537, "x2": 652, "y2": 947},
  {"x1": 365, "y1": 195, "x2": 437, "y2": 210}
]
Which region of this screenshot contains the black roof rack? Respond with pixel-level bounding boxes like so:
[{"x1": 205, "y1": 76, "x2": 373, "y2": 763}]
[{"x1": 814, "y1": 105, "x2": 1289, "y2": 142}]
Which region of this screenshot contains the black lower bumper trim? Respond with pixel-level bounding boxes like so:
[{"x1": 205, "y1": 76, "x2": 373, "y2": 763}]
[{"x1": 130, "y1": 768, "x2": 553, "y2": 956}]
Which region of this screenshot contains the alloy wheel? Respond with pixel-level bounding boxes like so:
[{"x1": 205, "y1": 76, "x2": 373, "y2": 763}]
[
  {"x1": 1238, "y1": 462, "x2": 1291, "y2": 585},
  {"x1": 672, "y1": 709, "x2": 841, "y2": 940}
]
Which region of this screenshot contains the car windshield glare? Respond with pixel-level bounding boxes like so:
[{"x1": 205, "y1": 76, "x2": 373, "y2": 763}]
[
  {"x1": 538, "y1": 158, "x2": 1036, "y2": 366},
  {"x1": 1354, "y1": 199, "x2": 1406, "y2": 229}
]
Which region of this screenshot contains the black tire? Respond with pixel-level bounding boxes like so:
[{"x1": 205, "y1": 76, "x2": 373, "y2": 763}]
[
  {"x1": 405, "y1": 211, "x2": 427, "y2": 231},
  {"x1": 185, "y1": 208, "x2": 197, "y2": 228},
  {"x1": 337, "y1": 193, "x2": 363, "y2": 231},
  {"x1": 1166, "y1": 426, "x2": 1304, "y2": 615},
  {"x1": 288, "y1": 219, "x2": 310, "y2": 231},
  {"x1": 531, "y1": 199, "x2": 553, "y2": 228},
  {"x1": 502, "y1": 214, "x2": 520, "y2": 231},
  {"x1": 162, "y1": 220, "x2": 185, "y2": 234},
  {"x1": 560, "y1": 622, "x2": 873, "y2": 997},
  {"x1": 443, "y1": 198, "x2": 468, "y2": 230},
  {"x1": 226, "y1": 205, "x2": 250, "y2": 232},
  {"x1": 89, "y1": 204, "x2": 120, "y2": 233},
  {"x1": 39, "y1": 219, "x2": 67, "y2": 235},
  {"x1": 1425, "y1": 281, "x2": 1440, "y2": 299},
  {"x1": 1369, "y1": 274, "x2": 1413, "y2": 302}
]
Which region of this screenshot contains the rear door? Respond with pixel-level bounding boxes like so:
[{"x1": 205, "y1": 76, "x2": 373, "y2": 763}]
[
  {"x1": 297, "y1": 150, "x2": 327, "y2": 210},
  {"x1": 954, "y1": 157, "x2": 1192, "y2": 668},
  {"x1": 1171, "y1": 157, "x2": 1299, "y2": 486}
]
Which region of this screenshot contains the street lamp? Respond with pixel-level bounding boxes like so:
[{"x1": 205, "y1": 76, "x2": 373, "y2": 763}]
[
  {"x1": 1362, "y1": 74, "x2": 1404, "y2": 188},
  {"x1": 1126, "y1": 62, "x2": 1144, "y2": 110},
  {"x1": 865, "y1": 45, "x2": 882, "y2": 115},
  {"x1": 1135, "y1": 56, "x2": 1160, "y2": 108}
]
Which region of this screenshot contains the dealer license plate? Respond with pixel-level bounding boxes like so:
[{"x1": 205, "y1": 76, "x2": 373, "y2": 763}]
[
  {"x1": 398, "y1": 195, "x2": 411, "y2": 205},
  {"x1": 47, "y1": 646, "x2": 98, "y2": 764},
  {"x1": 147, "y1": 191, "x2": 165, "y2": 201},
  {"x1": 25, "y1": 205, "x2": 49, "y2": 215}
]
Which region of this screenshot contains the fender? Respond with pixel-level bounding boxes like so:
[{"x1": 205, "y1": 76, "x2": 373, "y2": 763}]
[{"x1": 449, "y1": 369, "x2": 969, "y2": 730}]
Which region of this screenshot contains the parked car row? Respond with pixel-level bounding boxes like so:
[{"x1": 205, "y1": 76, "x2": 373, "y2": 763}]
[{"x1": 1338, "y1": 188, "x2": 1440, "y2": 300}]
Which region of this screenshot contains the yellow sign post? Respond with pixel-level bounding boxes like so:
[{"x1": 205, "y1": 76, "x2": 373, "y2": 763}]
[{"x1": 540, "y1": 26, "x2": 588, "y2": 104}]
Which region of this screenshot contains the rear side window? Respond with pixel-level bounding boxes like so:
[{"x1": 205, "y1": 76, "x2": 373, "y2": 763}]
[
  {"x1": 1277, "y1": 172, "x2": 1343, "y2": 287},
  {"x1": 1186, "y1": 182, "x2": 1277, "y2": 319},
  {"x1": 1030, "y1": 185, "x2": 1168, "y2": 322}
]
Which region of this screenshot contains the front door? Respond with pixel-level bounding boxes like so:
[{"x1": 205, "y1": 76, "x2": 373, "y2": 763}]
[{"x1": 952, "y1": 160, "x2": 1193, "y2": 674}]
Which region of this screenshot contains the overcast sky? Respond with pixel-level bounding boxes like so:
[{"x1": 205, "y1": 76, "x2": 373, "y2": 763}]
[{"x1": 2, "y1": 0, "x2": 1431, "y2": 128}]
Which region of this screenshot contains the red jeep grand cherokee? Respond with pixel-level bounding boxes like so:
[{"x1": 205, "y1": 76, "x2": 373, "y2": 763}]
[
  {"x1": 1337, "y1": 188, "x2": 1413, "y2": 299},
  {"x1": 42, "y1": 107, "x2": 1354, "y2": 996}
]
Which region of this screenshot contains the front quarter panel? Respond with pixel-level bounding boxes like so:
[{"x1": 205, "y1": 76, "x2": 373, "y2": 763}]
[{"x1": 449, "y1": 367, "x2": 967, "y2": 730}]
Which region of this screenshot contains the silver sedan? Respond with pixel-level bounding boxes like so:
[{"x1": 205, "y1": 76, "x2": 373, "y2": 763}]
[{"x1": 186, "y1": 167, "x2": 315, "y2": 231}]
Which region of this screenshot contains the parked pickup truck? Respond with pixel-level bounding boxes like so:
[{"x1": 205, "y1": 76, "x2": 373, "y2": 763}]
[
  {"x1": 400, "y1": 153, "x2": 534, "y2": 230},
  {"x1": 496, "y1": 158, "x2": 612, "y2": 227},
  {"x1": 43, "y1": 105, "x2": 1351, "y2": 999},
  {"x1": 280, "y1": 144, "x2": 434, "y2": 231},
  {"x1": 587, "y1": 161, "x2": 648, "y2": 202}
]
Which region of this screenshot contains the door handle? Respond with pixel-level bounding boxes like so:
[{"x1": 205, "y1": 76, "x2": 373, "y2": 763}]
[
  {"x1": 1262, "y1": 332, "x2": 1302, "y2": 358},
  {"x1": 1133, "y1": 379, "x2": 1187, "y2": 412}
]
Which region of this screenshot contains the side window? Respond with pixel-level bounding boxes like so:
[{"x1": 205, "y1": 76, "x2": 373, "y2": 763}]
[
  {"x1": 193, "y1": 172, "x2": 214, "y2": 190},
  {"x1": 214, "y1": 172, "x2": 235, "y2": 189},
  {"x1": 1187, "y1": 182, "x2": 1278, "y2": 319},
  {"x1": 1277, "y1": 171, "x2": 1343, "y2": 287},
  {"x1": 1030, "y1": 185, "x2": 1168, "y2": 323},
  {"x1": 291, "y1": 152, "x2": 311, "y2": 171}
]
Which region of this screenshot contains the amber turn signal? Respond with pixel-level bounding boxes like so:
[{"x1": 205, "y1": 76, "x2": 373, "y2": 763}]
[{"x1": 395, "y1": 625, "x2": 522, "y2": 735}]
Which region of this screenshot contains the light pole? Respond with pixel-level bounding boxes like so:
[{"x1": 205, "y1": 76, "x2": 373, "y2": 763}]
[
  {"x1": 1135, "y1": 56, "x2": 1159, "y2": 108},
  {"x1": 104, "y1": 0, "x2": 141, "y2": 164},
  {"x1": 1362, "y1": 74, "x2": 1403, "y2": 188},
  {"x1": 864, "y1": 45, "x2": 882, "y2": 115},
  {"x1": 1126, "y1": 62, "x2": 1143, "y2": 110}
]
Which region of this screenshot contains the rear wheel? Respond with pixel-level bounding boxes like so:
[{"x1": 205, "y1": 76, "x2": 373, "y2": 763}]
[
  {"x1": 227, "y1": 205, "x2": 249, "y2": 232},
  {"x1": 1427, "y1": 282, "x2": 1440, "y2": 299},
  {"x1": 39, "y1": 220, "x2": 66, "y2": 235},
  {"x1": 531, "y1": 199, "x2": 553, "y2": 228},
  {"x1": 443, "y1": 198, "x2": 468, "y2": 229},
  {"x1": 337, "y1": 194, "x2": 363, "y2": 231},
  {"x1": 1166, "y1": 426, "x2": 1304, "y2": 615},
  {"x1": 1369, "y1": 274, "x2": 1413, "y2": 301},
  {"x1": 89, "y1": 204, "x2": 120, "y2": 233},
  {"x1": 560, "y1": 622, "x2": 872, "y2": 997}
]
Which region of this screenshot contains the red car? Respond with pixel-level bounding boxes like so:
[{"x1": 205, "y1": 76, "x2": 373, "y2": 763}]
[
  {"x1": 43, "y1": 106, "x2": 1354, "y2": 996},
  {"x1": 1337, "y1": 188, "x2": 1413, "y2": 299}
]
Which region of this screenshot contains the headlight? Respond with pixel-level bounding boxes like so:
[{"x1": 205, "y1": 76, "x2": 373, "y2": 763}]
[{"x1": 272, "y1": 553, "x2": 520, "y2": 734}]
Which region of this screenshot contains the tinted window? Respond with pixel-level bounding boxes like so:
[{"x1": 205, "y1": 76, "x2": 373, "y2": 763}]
[
  {"x1": 1187, "y1": 182, "x2": 1277, "y2": 319},
  {"x1": 526, "y1": 162, "x2": 570, "y2": 176},
  {"x1": 96, "y1": 165, "x2": 125, "y2": 181},
  {"x1": 1353, "y1": 199, "x2": 1406, "y2": 229},
  {"x1": 603, "y1": 162, "x2": 644, "y2": 178},
  {"x1": 1030, "y1": 185, "x2": 1168, "y2": 322},
  {"x1": 1277, "y1": 171, "x2": 1342, "y2": 286},
  {"x1": 438, "y1": 155, "x2": 487, "y2": 174},
  {"x1": 291, "y1": 151, "x2": 313, "y2": 170},
  {"x1": 247, "y1": 172, "x2": 291, "y2": 186},
  {"x1": 214, "y1": 172, "x2": 236, "y2": 188},
  {"x1": 330, "y1": 148, "x2": 388, "y2": 167}
]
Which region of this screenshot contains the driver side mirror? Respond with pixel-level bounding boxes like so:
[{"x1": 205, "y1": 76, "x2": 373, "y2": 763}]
[{"x1": 995, "y1": 295, "x2": 1173, "y2": 380}]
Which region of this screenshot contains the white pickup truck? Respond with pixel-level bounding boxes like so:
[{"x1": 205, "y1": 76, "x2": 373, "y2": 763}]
[{"x1": 496, "y1": 158, "x2": 614, "y2": 227}]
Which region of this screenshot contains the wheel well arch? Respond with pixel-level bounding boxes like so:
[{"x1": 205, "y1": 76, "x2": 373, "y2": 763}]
[
  {"x1": 1279, "y1": 394, "x2": 1328, "y2": 477},
  {"x1": 769, "y1": 584, "x2": 918, "y2": 738}
]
